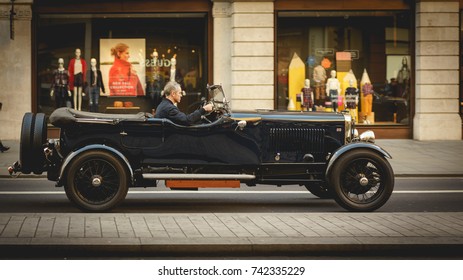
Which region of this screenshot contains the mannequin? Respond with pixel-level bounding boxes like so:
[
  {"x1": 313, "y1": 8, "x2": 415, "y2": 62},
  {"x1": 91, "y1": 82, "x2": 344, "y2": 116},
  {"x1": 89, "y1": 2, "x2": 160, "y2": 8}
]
[
  {"x1": 301, "y1": 79, "x2": 314, "y2": 111},
  {"x1": 362, "y1": 81, "x2": 374, "y2": 114},
  {"x1": 344, "y1": 80, "x2": 359, "y2": 109},
  {"x1": 68, "y1": 48, "x2": 87, "y2": 110},
  {"x1": 85, "y1": 58, "x2": 105, "y2": 112},
  {"x1": 396, "y1": 56, "x2": 410, "y2": 98},
  {"x1": 313, "y1": 64, "x2": 326, "y2": 102},
  {"x1": 344, "y1": 79, "x2": 359, "y2": 122},
  {"x1": 50, "y1": 58, "x2": 72, "y2": 108},
  {"x1": 170, "y1": 54, "x2": 177, "y2": 82},
  {"x1": 151, "y1": 48, "x2": 160, "y2": 80},
  {"x1": 326, "y1": 70, "x2": 341, "y2": 112}
]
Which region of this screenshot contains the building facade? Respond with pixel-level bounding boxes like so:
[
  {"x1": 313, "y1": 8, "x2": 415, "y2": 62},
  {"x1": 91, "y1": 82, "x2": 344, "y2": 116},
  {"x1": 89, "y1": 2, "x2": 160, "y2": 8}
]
[{"x1": 0, "y1": 0, "x2": 461, "y2": 140}]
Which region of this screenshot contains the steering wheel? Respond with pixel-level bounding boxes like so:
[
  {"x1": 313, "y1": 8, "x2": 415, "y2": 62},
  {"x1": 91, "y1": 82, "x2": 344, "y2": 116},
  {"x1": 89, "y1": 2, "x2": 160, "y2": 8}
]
[{"x1": 200, "y1": 99, "x2": 218, "y2": 123}]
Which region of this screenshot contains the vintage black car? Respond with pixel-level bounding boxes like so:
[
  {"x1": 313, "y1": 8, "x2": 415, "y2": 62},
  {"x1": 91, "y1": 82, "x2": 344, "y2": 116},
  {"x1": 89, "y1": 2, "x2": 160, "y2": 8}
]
[{"x1": 10, "y1": 85, "x2": 394, "y2": 212}]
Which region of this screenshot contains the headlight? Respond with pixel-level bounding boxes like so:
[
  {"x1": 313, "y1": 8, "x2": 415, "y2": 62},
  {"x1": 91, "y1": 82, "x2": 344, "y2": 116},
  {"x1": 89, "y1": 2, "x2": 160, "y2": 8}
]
[{"x1": 359, "y1": 130, "x2": 375, "y2": 143}]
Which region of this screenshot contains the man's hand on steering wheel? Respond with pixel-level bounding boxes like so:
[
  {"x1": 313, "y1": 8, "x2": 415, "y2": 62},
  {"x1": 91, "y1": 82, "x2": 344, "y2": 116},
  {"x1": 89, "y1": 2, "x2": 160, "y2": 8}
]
[{"x1": 202, "y1": 103, "x2": 214, "y2": 114}]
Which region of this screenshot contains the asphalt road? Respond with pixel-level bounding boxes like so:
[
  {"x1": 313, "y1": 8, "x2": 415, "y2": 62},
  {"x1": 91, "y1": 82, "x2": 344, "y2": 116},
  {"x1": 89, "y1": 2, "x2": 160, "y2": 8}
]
[{"x1": 0, "y1": 177, "x2": 462, "y2": 213}]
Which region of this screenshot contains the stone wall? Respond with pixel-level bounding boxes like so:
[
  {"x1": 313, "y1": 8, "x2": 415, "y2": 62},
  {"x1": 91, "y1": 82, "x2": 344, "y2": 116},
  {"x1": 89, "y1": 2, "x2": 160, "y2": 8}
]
[
  {"x1": 0, "y1": 0, "x2": 32, "y2": 140},
  {"x1": 213, "y1": 1, "x2": 274, "y2": 110},
  {"x1": 414, "y1": 1, "x2": 462, "y2": 140}
]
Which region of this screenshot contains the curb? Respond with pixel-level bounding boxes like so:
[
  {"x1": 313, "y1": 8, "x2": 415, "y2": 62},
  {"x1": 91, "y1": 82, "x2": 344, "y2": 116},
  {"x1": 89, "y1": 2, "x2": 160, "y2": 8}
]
[{"x1": 1, "y1": 238, "x2": 463, "y2": 258}]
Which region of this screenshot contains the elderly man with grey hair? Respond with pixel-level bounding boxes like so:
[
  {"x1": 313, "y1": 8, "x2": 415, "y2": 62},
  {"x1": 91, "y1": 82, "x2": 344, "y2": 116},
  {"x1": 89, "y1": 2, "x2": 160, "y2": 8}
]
[{"x1": 154, "y1": 81, "x2": 213, "y2": 125}]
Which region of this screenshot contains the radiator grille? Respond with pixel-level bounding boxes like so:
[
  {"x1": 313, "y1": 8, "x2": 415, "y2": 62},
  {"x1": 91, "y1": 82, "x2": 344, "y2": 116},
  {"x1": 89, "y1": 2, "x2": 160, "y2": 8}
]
[{"x1": 269, "y1": 127, "x2": 325, "y2": 153}]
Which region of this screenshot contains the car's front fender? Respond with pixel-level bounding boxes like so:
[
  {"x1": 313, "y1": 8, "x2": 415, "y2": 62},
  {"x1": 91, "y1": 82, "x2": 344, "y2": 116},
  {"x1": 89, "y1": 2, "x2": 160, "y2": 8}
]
[
  {"x1": 58, "y1": 144, "x2": 134, "y2": 186},
  {"x1": 325, "y1": 142, "x2": 392, "y2": 178}
]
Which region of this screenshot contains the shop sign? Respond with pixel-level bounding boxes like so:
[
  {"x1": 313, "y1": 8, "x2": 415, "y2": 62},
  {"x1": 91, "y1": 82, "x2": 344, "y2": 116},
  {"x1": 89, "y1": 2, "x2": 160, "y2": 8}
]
[
  {"x1": 343, "y1": 50, "x2": 359, "y2": 60},
  {"x1": 315, "y1": 48, "x2": 334, "y2": 56},
  {"x1": 146, "y1": 58, "x2": 172, "y2": 67}
]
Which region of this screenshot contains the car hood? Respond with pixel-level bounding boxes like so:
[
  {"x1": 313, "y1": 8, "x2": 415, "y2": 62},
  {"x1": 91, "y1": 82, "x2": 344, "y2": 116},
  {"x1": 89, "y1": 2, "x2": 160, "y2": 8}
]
[{"x1": 230, "y1": 110, "x2": 346, "y2": 123}]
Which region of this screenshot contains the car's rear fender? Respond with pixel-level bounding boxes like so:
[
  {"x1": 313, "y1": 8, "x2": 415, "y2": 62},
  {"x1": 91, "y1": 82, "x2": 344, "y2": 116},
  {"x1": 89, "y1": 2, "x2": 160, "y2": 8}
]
[
  {"x1": 58, "y1": 144, "x2": 134, "y2": 186},
  {"x1": 325, "y1": 142, "x2": 392, "y2": 179}
]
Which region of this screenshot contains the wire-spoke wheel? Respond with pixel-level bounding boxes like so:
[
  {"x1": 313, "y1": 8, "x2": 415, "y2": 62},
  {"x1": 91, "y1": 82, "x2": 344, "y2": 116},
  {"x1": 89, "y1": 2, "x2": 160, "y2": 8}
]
[
  {"x1": 65, "y1": 150, "x2": 129, "y2": 212},
  {"x1": 330, "y1": 149, "x2": 394, "y2": 211}
]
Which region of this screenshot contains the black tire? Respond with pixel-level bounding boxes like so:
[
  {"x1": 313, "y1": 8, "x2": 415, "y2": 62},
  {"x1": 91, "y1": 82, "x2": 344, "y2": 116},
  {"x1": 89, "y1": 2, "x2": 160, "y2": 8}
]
[
  {"x1": 31, "y1": 113, "x2": 47, "y2": 174},
  {"x1": 305, "y1": 183, "x2": 333, "y2": 199},
  {"x1": 329, "y1": 149, "x2": 394, "y2": 212},
  {"x1": 64, "y1": 150, "x2": 129, "y2": 212},
  {"x1": 19, "y1": 113, "x2": 34, "y2": 174}
]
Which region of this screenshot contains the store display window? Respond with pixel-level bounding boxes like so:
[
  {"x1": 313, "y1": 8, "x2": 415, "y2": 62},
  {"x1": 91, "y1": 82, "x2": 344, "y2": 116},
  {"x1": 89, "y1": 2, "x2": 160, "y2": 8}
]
[
  {"x1": 277, "y1": 11, "x2": 412, "y2": 125},
  {"x1": 36, "y1": 14, "x2": 208, "y2": 115}
]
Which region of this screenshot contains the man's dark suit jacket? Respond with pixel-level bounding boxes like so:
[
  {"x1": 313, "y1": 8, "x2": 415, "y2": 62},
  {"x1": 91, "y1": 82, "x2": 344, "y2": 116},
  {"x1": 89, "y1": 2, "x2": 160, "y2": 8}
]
[{"x1": 155, "y1": 98, "x2": 205, "y2": 126}]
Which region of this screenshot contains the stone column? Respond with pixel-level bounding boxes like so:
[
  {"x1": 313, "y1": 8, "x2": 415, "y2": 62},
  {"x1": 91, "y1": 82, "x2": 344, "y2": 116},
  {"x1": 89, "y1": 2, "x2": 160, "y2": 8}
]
[
  {"x1": 213, "y1": 1, "x2": 274, "y2": 110},
  {"x1": 0, "y1": 0, "x2": 33, "y2": 140},
  {"x1": 414, "y1": 1, "x2": 461, "y2": 140},
  {"x1": 212, "y1": 1, "x2": 232, "y2": 99}
]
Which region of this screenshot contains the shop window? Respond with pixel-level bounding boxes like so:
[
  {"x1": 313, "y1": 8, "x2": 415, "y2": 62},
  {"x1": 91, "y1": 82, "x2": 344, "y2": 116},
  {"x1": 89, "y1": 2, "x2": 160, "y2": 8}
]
[
  {"x1": 277, "y1": 11, "x2": 411, "y2": 125},
  {"x1": 36, "y1": 14, "x2": 208, "y2": 115}
]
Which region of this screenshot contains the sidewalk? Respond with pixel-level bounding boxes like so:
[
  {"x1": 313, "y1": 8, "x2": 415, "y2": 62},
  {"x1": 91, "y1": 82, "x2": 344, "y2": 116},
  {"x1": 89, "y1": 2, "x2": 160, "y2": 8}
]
[
  {"x1": 1, "y1": 212, "x2": 463, "y2": 258},
  {"x1": 0, "y1": 139, "x2": 463, "y2": 258}
]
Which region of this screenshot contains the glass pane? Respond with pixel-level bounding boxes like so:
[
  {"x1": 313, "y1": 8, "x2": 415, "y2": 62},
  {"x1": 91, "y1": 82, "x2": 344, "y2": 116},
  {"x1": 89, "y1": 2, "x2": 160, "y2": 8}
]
[
  {"x1": 277, "y1": 11, "x2": 411, "y2": 125},
  {"x1": 37, "y1": 14, "x2": 207, "y2": 115}
]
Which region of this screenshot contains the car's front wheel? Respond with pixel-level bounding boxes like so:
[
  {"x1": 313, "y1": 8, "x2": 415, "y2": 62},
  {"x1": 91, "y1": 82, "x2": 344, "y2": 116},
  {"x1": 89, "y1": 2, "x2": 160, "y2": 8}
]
[
  {"x1": 64, "y1": 150, "x2": 129, "y2": 212},
  {"x1": 329, "y1": 149, "x2": 394, "y2": 211}
]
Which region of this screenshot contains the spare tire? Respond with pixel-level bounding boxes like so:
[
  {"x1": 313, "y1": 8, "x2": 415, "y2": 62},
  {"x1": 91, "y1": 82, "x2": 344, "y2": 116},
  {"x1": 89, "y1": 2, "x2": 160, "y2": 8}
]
[
  {"x1": 31, "y1": 113, "x2": 47, "y2": 174},
  {"x1": 20, "y1": 113, "x2": 35, "y2": 174}
]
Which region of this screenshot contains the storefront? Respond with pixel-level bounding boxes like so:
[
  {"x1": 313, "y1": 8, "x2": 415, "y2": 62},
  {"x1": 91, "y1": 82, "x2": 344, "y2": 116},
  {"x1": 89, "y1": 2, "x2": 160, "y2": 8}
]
[
  {"x1": 34, "y1": 0, "x2": 212, "y2": 118},
  {"x1": 276, "y1": 9, "x2": 412, "y2": 137},
  {"x1": 0, "y1": 0, "x2": 461, "y2": 140}
]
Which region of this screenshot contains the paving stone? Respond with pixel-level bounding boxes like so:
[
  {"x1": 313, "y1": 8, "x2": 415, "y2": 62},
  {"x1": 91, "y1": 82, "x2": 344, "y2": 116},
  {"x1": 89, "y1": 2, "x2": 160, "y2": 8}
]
[
  {"x1": 18, "y1": 217, "x2": 40, "y2": 238},
  {"x1": 115, "y1": 216, "x2": 135, "y2": 238},
  {"x1": 100, "y1": 216, "x2": 119, "y2": 238},
  {"x1": 52, "y1": 216, "x2": 70, "y2": 238},
  {"x1": 159, "y1": 216, "x2": 186, "y2": 238},
  {"x1": 68, "y1": 216, "x2": 85, "y2": 238},
  {"x1": 1, "y1": 216, "x2": 25, "y2": 237},
  {"x1": 130, "y1": 216, "x2": 153, "y2": 238},
  {"x1": 216, "y1": 216, "x2": 253, "y2": 238},
  {"x1": 35, "y1": 216, "x2": 55, "y2": 238}
]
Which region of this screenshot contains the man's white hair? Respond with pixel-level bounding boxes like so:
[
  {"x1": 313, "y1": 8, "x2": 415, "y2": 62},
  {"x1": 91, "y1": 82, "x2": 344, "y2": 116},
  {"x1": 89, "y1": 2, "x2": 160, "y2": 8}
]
[{"x1": 162, "y1": 81, "x2": 181, "y2": 96}]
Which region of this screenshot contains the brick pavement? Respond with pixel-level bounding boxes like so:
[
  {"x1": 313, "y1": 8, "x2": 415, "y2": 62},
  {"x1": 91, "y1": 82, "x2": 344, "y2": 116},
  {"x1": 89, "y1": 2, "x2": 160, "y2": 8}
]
[{"x1": 1, "y1": 212, "x2": 463, "y2": 257}]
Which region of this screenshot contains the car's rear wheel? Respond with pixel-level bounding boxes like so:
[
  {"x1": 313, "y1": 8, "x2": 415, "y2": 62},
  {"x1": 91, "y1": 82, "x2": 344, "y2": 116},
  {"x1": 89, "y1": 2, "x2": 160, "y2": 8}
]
[
  {"x1": 329, "y1": 149, "x2": 394, "y2": 211},
  {"x1": 64, "y1": 150, "x2": 129, "y2": 212},
  {"x1": 31, "y1": 113, "x2": 47, "y2": 174},
  {"x1": 19, "y1": 113, "x2": 34, "y2": 174}
]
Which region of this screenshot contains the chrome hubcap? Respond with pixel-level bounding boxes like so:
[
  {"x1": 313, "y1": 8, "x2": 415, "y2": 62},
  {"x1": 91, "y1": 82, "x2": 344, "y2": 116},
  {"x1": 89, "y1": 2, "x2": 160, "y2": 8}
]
[
  {"x1": 91, "y1": 176, "x2": 102, "y2": 187},
  {"x1": 359, "y1": 175, "x2": 369, "y2": 187}
]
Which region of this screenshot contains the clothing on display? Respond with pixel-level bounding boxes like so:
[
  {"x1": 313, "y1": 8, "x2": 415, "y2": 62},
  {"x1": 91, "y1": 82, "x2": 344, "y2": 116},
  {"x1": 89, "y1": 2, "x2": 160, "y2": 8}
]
[
  {"x1": 362, "y1": 82, "x2": 374, "y2": 114},
  {"x1": 85, "y1": 62, "x2": 105, "y2": 112},
  {"x1": 68, "y1": 58, "x2": 87, "y2": 91},
  {"x1": 345, "y1": 87, "x2": 359, "y2": 109},
  {"x1": 51, "y1": 68, "x2": 72, "y2": 108}
]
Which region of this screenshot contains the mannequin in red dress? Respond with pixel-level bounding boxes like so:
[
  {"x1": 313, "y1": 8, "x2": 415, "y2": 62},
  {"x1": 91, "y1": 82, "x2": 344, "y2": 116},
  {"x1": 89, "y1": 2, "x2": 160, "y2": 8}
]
[{"x1": 68, "y1": 48, "x2": 87, "y2": 110}]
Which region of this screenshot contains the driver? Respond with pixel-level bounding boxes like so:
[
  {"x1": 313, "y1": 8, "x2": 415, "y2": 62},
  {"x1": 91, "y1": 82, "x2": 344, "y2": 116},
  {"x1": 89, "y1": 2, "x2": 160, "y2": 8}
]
[{"x1": 155, "y1": 81, "x2": 213, "y2": 125}]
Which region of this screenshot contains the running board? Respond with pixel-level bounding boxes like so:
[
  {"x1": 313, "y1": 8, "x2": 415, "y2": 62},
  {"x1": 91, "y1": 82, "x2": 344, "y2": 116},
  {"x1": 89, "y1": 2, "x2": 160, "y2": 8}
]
[{"x1": 142, "y1": 173, "x2": 255, "y2": 180}]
